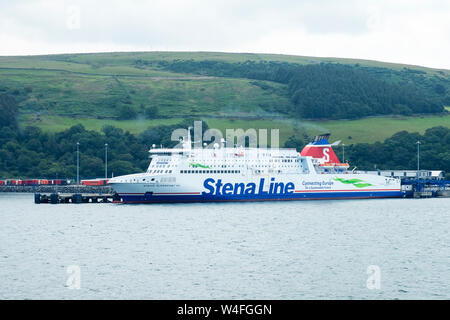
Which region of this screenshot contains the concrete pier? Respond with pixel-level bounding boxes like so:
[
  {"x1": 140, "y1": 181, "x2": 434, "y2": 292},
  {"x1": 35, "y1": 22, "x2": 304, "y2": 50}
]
[
  {"x1": 1, "y1": 185, "x2": 113, "y2": 194},
  {"x1": 34, "y1": 192, "x2": 120, "y2": 204}
]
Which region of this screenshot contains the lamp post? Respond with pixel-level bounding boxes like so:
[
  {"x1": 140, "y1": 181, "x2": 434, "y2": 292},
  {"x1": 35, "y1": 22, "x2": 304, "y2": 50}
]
[
  {"x1": 105, "y1": 143, "x2": 108, "y2": 179},
  {"x1": 416, "y1": 141, "x2": 421, "y2": 191},
  {"x1": 416, "y1": 141, "x2": 421, "y2": 175},
  {"x1": 76, "y1": 142, "x2": 80, "y2": 185},
  {"x1": 342, "y1": 143, "x2": 345, "y2": 163}
]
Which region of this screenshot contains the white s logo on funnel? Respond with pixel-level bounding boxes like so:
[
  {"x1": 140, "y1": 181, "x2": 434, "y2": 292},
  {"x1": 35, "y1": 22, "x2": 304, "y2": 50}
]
[{"x1": 322, "y1": 147, "x2": 330, "y2": 162}]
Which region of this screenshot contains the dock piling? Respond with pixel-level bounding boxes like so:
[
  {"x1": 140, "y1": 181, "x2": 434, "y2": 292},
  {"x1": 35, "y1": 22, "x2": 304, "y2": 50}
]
[
  {"x1": 50, "y1": 193, "x2": 58, "y2": 204},
  {"x1": 33, "y1": 192, "x2": 116, "y2": 204}
]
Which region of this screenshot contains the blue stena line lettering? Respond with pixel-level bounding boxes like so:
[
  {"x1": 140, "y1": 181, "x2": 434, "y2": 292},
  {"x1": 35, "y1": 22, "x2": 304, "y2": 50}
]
[{"x1": 202, "y1": 178, "x2": 295, "y2": 196}]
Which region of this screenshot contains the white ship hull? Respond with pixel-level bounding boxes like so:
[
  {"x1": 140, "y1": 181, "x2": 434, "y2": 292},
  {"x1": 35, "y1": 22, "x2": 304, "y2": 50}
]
[{"x1": 110, "y1": 173, "x2": 402, "y2": 203}]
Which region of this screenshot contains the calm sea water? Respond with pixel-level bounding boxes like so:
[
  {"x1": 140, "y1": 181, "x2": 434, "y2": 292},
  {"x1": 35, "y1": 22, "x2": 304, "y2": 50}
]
[{"x1": 0, "y1": 193, "x2": 449, "y2": 300}]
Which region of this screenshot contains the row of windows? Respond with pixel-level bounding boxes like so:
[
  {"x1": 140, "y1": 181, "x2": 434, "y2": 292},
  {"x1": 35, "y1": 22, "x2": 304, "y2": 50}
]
[
  {"x1": 184, "y1": 159, "x2": 298, "y2": 163},
  {"x1": 148, "y1": 170, "x2": 173, "y2": 174},
  {"x1": 181, "y1": 170, "x2": 241, "y2": 174},
  {"x1": 254, "y1": 169, "x2": 282, "y2": 174},
  {"x1": 150, "y1": 161, "x2": 298, "y2": 170},
  {"x1": 189, "y1": 165, "x2": 244, "y2": 168}
]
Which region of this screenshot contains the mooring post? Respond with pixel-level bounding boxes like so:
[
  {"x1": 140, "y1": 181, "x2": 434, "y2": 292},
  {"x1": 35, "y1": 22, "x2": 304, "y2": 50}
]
[
  {"x1": 50, "y1": 193, "x2": 58, "y2": 204},
  {"x1": 73, "y1": 193, "x2": 82, "y2": 204}
]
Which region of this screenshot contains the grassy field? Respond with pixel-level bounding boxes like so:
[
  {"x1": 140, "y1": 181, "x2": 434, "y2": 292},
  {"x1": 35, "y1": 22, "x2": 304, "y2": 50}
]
[
  {"x1": 308, "y1": 115, "x2": 450, "y2": 144},
  {"x1": 206, "y1": 115, "x2": 450, "y2": 144},
  {"x1": 2, "y1": 51, "x2": 450, "y2": 145},
  {"x1": 19, "y1": 114, "x2": 184, "y2": 134},
  {"x1": 0, "y1": 68, "x2": 291, "y2": 118},
  {"x1": 2, "y1": 51, "x2": 448, "y2": 75},
  {"x1": 21, "y1": 113, "x2": 450, "y2": 145}
]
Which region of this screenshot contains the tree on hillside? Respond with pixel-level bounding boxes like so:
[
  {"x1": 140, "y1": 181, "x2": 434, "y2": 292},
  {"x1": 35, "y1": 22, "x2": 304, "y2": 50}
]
[
  {"x1": 145, "y1": 106, "x2": 159, "y2": 119},
  {"x1": 0, "y1": 94, "x2": 18, "y2": 129},
  {"x1": 118, "y1": 104, "x2": 137, "y2": 120},
  {"x1": 283, "y1": 135, "x2": 307, "y2": 151}
]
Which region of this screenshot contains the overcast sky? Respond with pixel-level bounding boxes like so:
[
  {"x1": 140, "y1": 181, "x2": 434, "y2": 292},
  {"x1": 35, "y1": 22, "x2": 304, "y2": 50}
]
[{"x1": 0, "y1": 0, "x2": 449, "y2": 69}]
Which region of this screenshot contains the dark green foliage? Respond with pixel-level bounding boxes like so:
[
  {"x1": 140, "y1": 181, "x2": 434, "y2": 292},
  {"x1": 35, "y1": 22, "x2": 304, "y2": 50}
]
[
  {"x1": 283, "y1": 135, "x2": 307, "y2": 150},
  {"x1": 0, "y1": 94, "x2": 19, "y2": 129},
  {"x1": 346, "y1": 126, "x2": 450, "y2": 174},
  {"x1": 118, "y1": 104, "x2": 137, "y2": 120},
  {"x1": 0, "y1": 119, "x2": 208, "y2": 179},
  {"x1": 144, "y1": 106, "x2": 159, "y2": 119},
  {"x1": 158, "y1": 60, "x2": 447, "y2": 119}
]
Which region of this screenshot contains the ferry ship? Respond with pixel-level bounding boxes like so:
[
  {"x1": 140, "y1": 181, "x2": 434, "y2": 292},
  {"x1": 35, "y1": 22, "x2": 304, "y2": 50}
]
[{"x1": 108, "y1": 131, "x2": 402, "y2": 203}]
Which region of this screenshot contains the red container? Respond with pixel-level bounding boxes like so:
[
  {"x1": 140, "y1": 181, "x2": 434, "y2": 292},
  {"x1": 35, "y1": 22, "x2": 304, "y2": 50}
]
[
  {"x1": 24, "y1": 179, "x2": 38, "y2": 186},
  {"x1": 81, "y1": 179, "x2": 109, "y2": 186}
]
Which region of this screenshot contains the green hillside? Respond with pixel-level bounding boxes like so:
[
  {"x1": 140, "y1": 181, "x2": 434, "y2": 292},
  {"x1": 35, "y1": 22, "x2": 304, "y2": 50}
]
[{"x1": 1, "y1": 51, "x2": 450, "y2": 145}]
